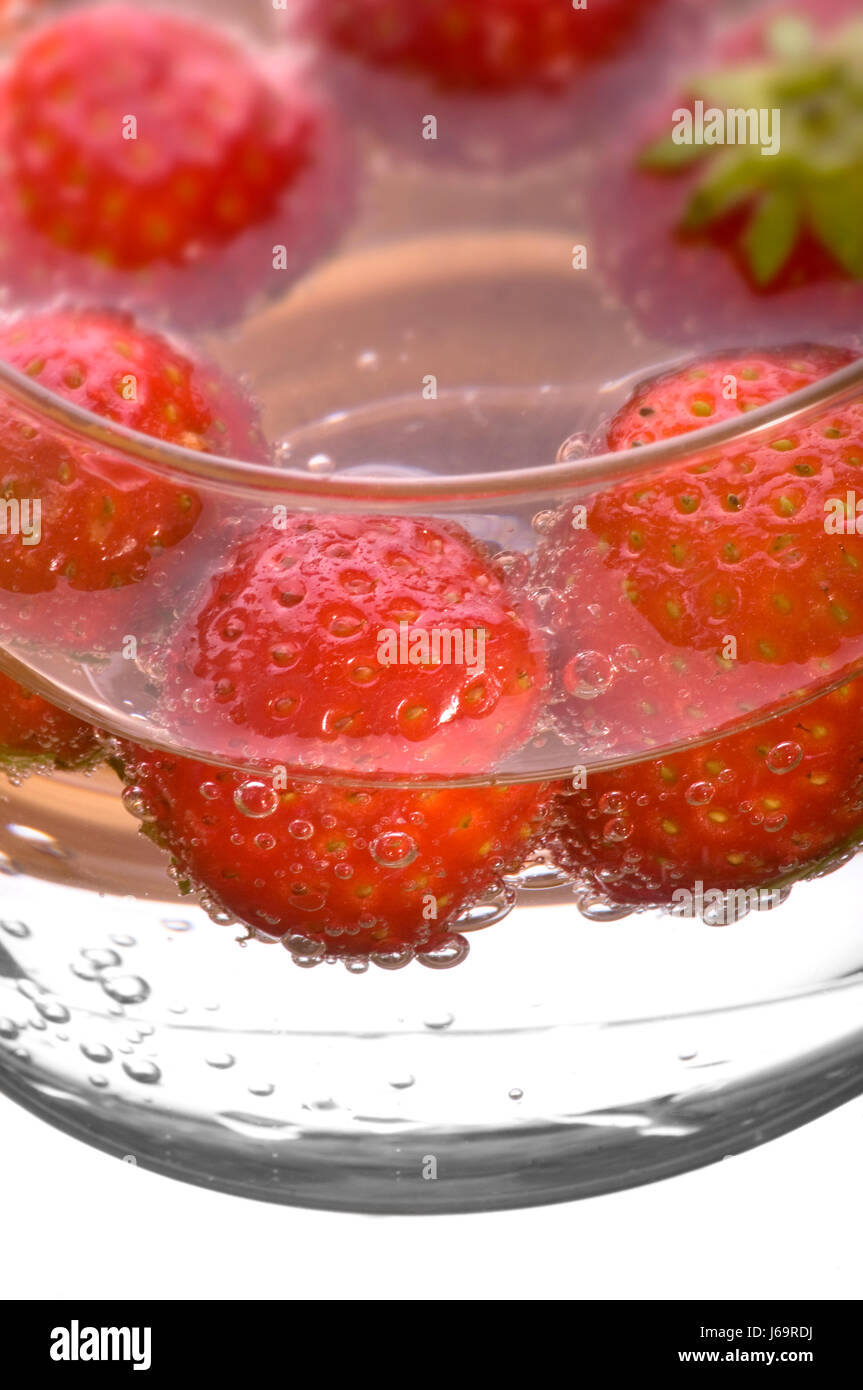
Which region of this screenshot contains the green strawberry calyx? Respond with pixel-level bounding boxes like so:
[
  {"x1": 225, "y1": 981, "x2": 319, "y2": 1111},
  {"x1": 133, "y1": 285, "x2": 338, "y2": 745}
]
[{"x1": 639, "y1": 13, "x2": 863, "y2": 285}]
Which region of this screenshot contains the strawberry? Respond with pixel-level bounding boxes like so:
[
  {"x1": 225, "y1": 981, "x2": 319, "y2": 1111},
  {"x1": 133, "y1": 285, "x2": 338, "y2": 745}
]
[
  {"x1": 287, "y1": 0, "x2": 697, "y2": 172},
  {"x1": 548, "y1": 677, "x2": 863, "y2": 906},
  {"x1": 0, "y1": 4, "x2": 354, "y2": 326},
  {"x1": 0, "y1": 669, "x2": 101, "y2": 774},
  {"x1": 300, "y1": 0, "x2": 646, "y2": 94},
  {"x1": 593, "y1": 0, "x2": 863, "y2": 342},
  {"x1": 159, "y1": 513, "x2": 545, "y2": 777},
  {"x1": 542, "y1": 341, "x2": 863, "y2": 903},
  {"x1": 119, "y1": 743, "x2": 549, "y2": 963},
  {"x1": 537, "y1": 344, "x2": 863, "y2": 762},
  {"x1": 0, "y1": 309, "x2": 266, "y2": 652}
]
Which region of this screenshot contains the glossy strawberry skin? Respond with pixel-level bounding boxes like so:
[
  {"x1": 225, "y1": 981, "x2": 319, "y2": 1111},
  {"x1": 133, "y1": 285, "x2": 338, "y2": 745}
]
[
  {"x1": 548, "y1": 677, "x2": 863, "y2": 904},
  {"x1": 537, "y1": 345, "x2": 863, "y2": 762},
  {"x1": 121, "y1": 744, "x2": 549, "y2": 957},
  {"x1": 161, "y1": 514, "x2": 545, "y2": 777},
  {"x1": 3, "y1": 4, "x2": 311, "y2": 271},
  {"x1": 0, "y1": 310, "x2": 266, "y2": 651},
  {"x1": 0, "y1": 669, "x2": 102, "y2": 771},
  {"x1": 589, "y1": 345, "x2": 863, "y2": 668},
  {"x1": 543, "y1": 342, "x2": 863, "y2": 902},
  {"x1": 300, "y1": 0, "x2": 645, "y2": 93}
]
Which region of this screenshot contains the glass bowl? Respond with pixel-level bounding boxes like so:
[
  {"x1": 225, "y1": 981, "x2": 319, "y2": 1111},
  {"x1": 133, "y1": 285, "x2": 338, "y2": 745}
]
[{"x1": 1, "y1": 0, "x2": 863, "y2": 1212}]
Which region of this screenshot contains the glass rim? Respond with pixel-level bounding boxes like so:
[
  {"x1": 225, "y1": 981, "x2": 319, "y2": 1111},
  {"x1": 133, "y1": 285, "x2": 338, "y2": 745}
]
[{"x1": 2, "y1": 347, "x2": 862, "y2": 506}]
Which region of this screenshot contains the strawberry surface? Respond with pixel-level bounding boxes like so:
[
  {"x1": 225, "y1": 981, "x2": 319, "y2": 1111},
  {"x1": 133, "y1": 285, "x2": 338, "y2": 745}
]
[
  {"x1": 302, "y1": 0, "x2": 645, "y2": 93},
  {"x1": 160, "y1": 514, "x2": 545, "y2": 777},
  {"x1": 543, "y1": 341, "x2": 863, "y2": 903},
  {"x1": 0, "y1": 668, "x2": 101, "y2": 773},
  {"x1": 593, "y1": 0, "x2": 863, "y2": 342},
  {"x1": 538, "y1": 344, "x2": 863, "y2": 761},
  {"x1": 4, "y1": 4, "x2": 309, "y2": 269},
  {"x1": 0, "y1": 4, "x2": 354, "y2": 327},
  {"x1": 548, "y1": 676, "x2": 863, "y2": 905},
  {"x1": 120, "y1": 744, "x2": 549, "y2": 960},
  {"x1": 0, "y1": 309, "x2": 266, "y2": 651}
]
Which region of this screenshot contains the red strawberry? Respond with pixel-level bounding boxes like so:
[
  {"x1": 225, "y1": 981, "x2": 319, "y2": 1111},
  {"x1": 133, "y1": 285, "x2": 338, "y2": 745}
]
[
  {"x1": 548, "y1": 676, "x2": 863, "y2": 906},
  {"x1": 288, "y1": 0, "x2": 697, "y2": 171},
  {"x1": 537, "y1": 343, "x2": 863, "y2": 762},
  {"x1": 0, "y1": 668, "x2": 101, "y2": 773},
  {"x1": 159, "y1": 513, "x2": 545, "y2": 777},
  {"x1": 0, "y1": 4, "x2": 354, "y2": 326},
  {"x1": 0, "y1": 309, "x2": 267, "y2": 652},
  {"x1": 119, "y1": 744, "x2": 549, "y2": 963},
  {"x1": 593, "y1": 0, "x2": 863, "y2": 343},
  {"x1": 299, "y1": 0, "x2": 646, "y2": 94},
  {"x1": 543, "y1": 341, "x2": 863, "y2": 904}
]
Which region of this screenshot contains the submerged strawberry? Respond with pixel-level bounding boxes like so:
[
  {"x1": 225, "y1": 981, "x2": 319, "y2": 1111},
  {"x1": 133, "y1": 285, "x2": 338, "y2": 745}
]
[
  {"x1": 0, "y1": 309, "x2": 266, "y2": 650},
  {"x1": 302, "y1": 0, "x2": 646, "y2": 93},
  {"x1": 548, "y1": 676, "x2": 863, "y2": 905},
  {"x1": 538, "y1": 343, "x2": 862, "y2": 760},
  {"x1": 0, "y1": 4, "x2": 354, "y2": 324},
  {"x1": 544, "y1": 340, "x2": 863, "y2": 903},
  {"x1": 120, "y1": 744, "x2": 549, "y2": 962},
  {"x1": 0, "y1": 669, "x2": 101, "y2": 773},
  {"x1": 160, "y1": 513, "x2": 545, "y2": 777},
  {"x1": 595, "y1": 0, "x2": 863, "y2": 341}
]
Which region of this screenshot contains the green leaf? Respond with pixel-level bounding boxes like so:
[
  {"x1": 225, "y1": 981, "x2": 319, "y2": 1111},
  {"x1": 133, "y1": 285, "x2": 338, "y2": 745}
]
[
  {"x1": 681, "y1": 152, "x2": 762, "y2": 231},
  {"x1": 806, "y1": 172, "x2": 863, "y2": 276},
  {"x1": 766, "y1": 15, "x2": 814, "y2": 62},
  {"x1": 638, "y1": 132, "x2": 706, "y2": 172},
  {"x1": 684, "y1": 62, "x2": 776, "y2": 110},
  {"x1": 740, "y1": 187, "x2": 801, "y2": 284}
]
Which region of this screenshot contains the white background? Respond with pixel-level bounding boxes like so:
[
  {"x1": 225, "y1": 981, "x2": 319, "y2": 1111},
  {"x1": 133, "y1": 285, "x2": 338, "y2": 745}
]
[{"x1": 2, "y1": 1092, "x2": 861, "y2": 1301}]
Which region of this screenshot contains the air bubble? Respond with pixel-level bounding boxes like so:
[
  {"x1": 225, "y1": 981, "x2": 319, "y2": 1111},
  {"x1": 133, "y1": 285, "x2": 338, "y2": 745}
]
[
  {"x1": 416, "y1": 935, "x2": 470, "y2": 969},
  {"x1": 563, "y1": 651, "x2": 614, "y2": 700},
  {"x1": 557, "y1": 431, "x2": 591, "y2": 463},
  {"x1": 121, "y1": 786, "x2": 150, "y2": 820},
  {"x1": 234, "y1": 780, "x2": 279, "y2": 818},
  {"x1": 81, "y1": 948, "x2": 121, "y2": 969},
  {"x1": 344, "y1": 958, "x2": 369, "y2": 974},
  {"x1": 0, "y1": 1019, "x2": 20, "y2": 1040},
  {"x1": 423, "y1": 1012, "x2": 454, "y2": 1031},
  {"x1": 307, "y1": 453, "x2": 335, "y2": 474},
  {"x1": 101, "y1": 974, "x2": 151, "y2": 1006},
  {"x1": 0, "y1": 919, "x2": 30, "y2": 939},
  {"x1": 508, "y1": 1087, "x2": 524, "y2": 1101},
  {"x1": 765, "y1": 741, "x2": 803, "y2": 774},
  {"x1": 81, "y1": 1042, "x2": 112, "y2": 1064},
  {"x1": 249, "y1": 1082, "x2": 275, "y2": 1097},
  {"x1": 388, "y1": 1075, "x2": 415, "y2": 1090},
  {"x1": 574, "y1": 890, "x2": 634, "y2": 922},
  {"x1": 205, "y1": 1053, "x2": 235, "y2": 1070},
  {"x1": 122, "y1": 1059, "x2": 161, "y2": 1085},
  {"x1": 457, "y1": 887, "x2": 515, "y2": 931},
  {"x1": 288, "y1": 819, "x2": 314, "y2": 840},
  {"x1": 602, "y1": 816, "x2": 632, "y2": 844},
  {"x1": 36, "y1": 1000, "x2": 70, "y2": 1024},
  {"x1": 370, "y1": 831, "x2": 418, "y2": 869},
  {"x1": 370, "y1": 947, "x2": 414, "y2": 971}
]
